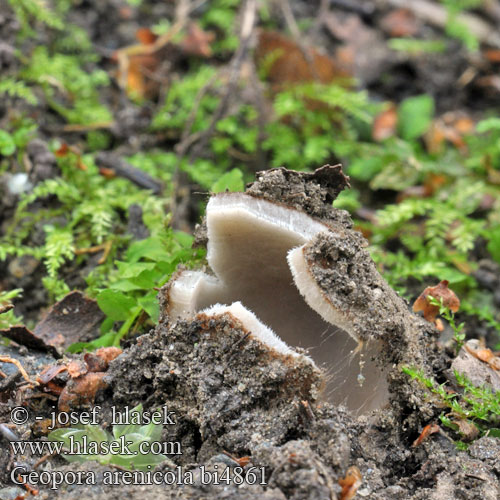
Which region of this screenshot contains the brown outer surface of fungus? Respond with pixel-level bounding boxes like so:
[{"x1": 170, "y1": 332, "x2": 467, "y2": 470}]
[
  {"x1": 160, "y1": 164, "x2": 436, "y2": 415},
  {"x1": 248, "y1": 166, "x2": 438, "y2": 416},
  {"x1": 301, "y1": 230, "x2": 411, "y2": 343},
  {"x1": 195, "y1": 308, "x2": 324, "y2": 401}
]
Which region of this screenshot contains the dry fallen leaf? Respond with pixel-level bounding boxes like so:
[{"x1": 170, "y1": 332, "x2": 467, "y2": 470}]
[
  {"x1": 113, "y1": 27, "x2": 169, "y2": 99},
  {"x1": 38, "y1": 364, "x2": 67, "y2": 385},
  {"x1": 95, "y1": 346, "x2": 123, "y2": 364},
  {"x1": 84, "y1": 352, "x2": 109, "y2": 373},
  {"x1": 66, "y1": 359, "x2": 88, "y2": 378},
  {"x1": 181, "y1": 22, "x2": 214, "y2": 58},
  {"x1": 380, "y1": 8, "x2": 420, "y2": 37},
  {"x1": 338, "y1": 465, "x2": 362, "y2": 500},
  {"x1": 34, "y1": 291, "x2": 104, "y2": 351},
  {"x1": 136, "y1": 27, "x2": 158, "y2": 45},
  {"x1": 412, "y1": 423, "x2": 440, "y2": 447},
  {"x1": 372, "y1": 105, "x2": 397, "y2": 141},
  {"x1": 452, "y1": 418, "x2": 479, "y2": 441},
  {"x1": 484, "y1": 49, "x2": 500, "y2": 63},
  {"x1": 255, "y1": 30, "x2": 349, "y2": 89},
  {"x1": 38, "y1": 346, "x2": 120, "y2": 408},
  {"x1": 425, "y1": 121, "x2": 447, "y2": 154},
  {"x1": 120, "y1": 51, "x2": 163, "y2": 99},
  {"x1": 113, "y1": 22, "x2": 214, "y2": 100},
  {"x1": 425, "y1": 114, "x2": 474, "y2": 154},
  {"x1": 465, "y1": 342, "x2": 500, "y2": 371},
  {"x1": 413, "y1": 280, "x2": 460, "y2": 329},
  {"x1": 58, "y1": 372, "x2": 107, "y2": 412}
]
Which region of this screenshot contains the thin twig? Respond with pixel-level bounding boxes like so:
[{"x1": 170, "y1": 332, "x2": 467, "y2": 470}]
[
  {"x1": 278, "y1": 0, "x2": 320, "y2": 81},
  {"x1": 311, "y1": 0, "x2": 330, "y2": 40},
  {"x1": 169, "y1": 0, "x2": 257, "y2": 227},
  {"x1": 33, "y1": 453, "x2": 56, "y2": 468},
  {"x1": 0, "y1": 304, "x2": 14, "y2": 315},
  {"x1": 0, "y1": 371, "x2": 22, "y2": 392},
  {"x1": 386, "y1": 0, "x2": 500, "y2": 48},
  {"x1": 0, "y1": 357, "x2": 37, "y2": 386},
  {"x1": 188, "y1": 0, "x2": 257, "y2": 163},
  {"x1": 175, "y1": 69, "x2": 222, "y2": 156}
]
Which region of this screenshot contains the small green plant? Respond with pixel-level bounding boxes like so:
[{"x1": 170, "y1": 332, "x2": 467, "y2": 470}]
[
  {"x1": 200, "y1": 0, "x2": 240, "y2": 52},
  {"x1": 263, "y1": 82, "x2": 378, "y2": 170},
  {"x1": 403, "y1": 366, "x2": 500, "y2": 446},
  {"x1": 7, "y1": 0, "x2": 64, "y2": 38},
  {"x1": 22, "y1": 47, "x2": 112, "y2": 126},
  {"x1": 0, "y1": 289, "x2": 24, "y2": 330},
  {"x1": 428, "y1": 295, "x2": 466, "y2": 351},
  {"x1": 0, "y1": 78, "x2": 38, "y2": 106},
  {"x1": 388, "y1": 38, "x2": 446, "y2": 54},
  {"x1": 72, "y1": 229, "x2": 205, "y2": 352},
  {"x1": 440, "y1": 0, "x2": 483, "y2": 51},
  {"x1": 344, "y1": 100, "x2": 500, "y2": 342},
  {"x1": 48, "y1": 404, "x2": 168, "y2": 470}
]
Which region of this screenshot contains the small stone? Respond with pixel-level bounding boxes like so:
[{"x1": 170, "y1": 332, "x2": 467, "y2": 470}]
[{"x1": 7, "y1": 173, "x2": 32, "y2": 195}]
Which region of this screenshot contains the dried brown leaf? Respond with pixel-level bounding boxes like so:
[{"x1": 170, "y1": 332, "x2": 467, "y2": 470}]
[
  {"x1": 95, "y1": 347, "x2": 123, "y2": 364},
  {"x1": 413, "y1": 280, "x2": 460, "y2": 327},
  {"x1": 338, "y1": 465, "x2": 362, "y2": 500},
  {"x1": 255, "y1": 30, "x2": 349, "y2": 89},
  {"x1": 465, "y1": 342, "x2": 500, "y2": 371},
  {"x1": 58, "y1": 372, "x2": 107, "y2": 412},
  {"x1": 453, "y1": 418, "x2": 479, "y2": 441},
  {"x1": 136, "y1": 27, "x2": 157, "y2": 45},
  {"x1": 37, "y1": 364, "x2": 67, "y2": 385},
  {"x1": 380, "y1": 8, "x2": 420, "y2": 37},
  {"x1": 372, "y1": 105, "x2": 397, "y2": 141},
  {"x1": 412, "y1": 423, "x2": 440, "y2": 447},
  {"x1": 67, "y1": 360, "x2": 88, "y2": 379},
  {"x1": 181, "y1": 22, "x2": 214, "y2": 58}
]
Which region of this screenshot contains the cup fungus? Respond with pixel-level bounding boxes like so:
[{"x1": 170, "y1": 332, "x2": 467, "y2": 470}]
[{"x1": 164, "y1": 166, "x2": 393, "y2": 414}]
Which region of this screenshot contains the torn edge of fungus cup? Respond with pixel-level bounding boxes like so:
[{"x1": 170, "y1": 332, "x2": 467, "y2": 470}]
[{"x1": 161, "y1": 165, "x2": 425, "y2": 415}]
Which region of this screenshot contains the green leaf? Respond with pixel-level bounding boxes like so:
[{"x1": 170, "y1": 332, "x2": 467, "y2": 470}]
[
  {"x1": 108, "y1": 454, "x2": 136, "y2": 468},
  {"x1": 137, "y1": 292, "x2": 159, "y2": 322},
  {"x1": 113, "y1": 404, "x2": 143, "y2": 439},
  {"x1": 476, "y1": 118, "x2": 500, "y2": 133},
  {"x1": 139, "y1": 421, "x2": 163, "y2": 442},
  {"x1": 126, "y1": 269, "x2": 159, "y2": 290},
  {"x1": 67, "y1": 330, "x2": 117, "y2": 353},
  {"x1": 129, "y1": 451, "x2": 168, "y2": 471},
  {"x1": 97, "y1": 289, "x2": 137, "y2": 321},
  {"x1": 486, "y1": 225, "x2": 500, "y2": 264},
  {"x1": 173, "y1": 231, "x2": 195, "y2": 248},
  {"x1": 0, "y1": 130, "x2": 16, "y2": 156},
  {"x1": 48, "y1": 428, "x2": 85, "y2": 448},
  {"x1": 115, "y1": 261, "x2": 156, "y2": 279},
  {"x1": 397, "y1": 95, "x2": 434, "y2": 140},
  {"x1": 211, "y1": 168, "x2": 244, "y2": 193},
  {"x1": 349, "y1": 156, "x2": 384, "y2": 182},
  {"x1": 388, "y1": 38, "x2": 446, "y2": 54},
  {"x1": 85, "y1": 424, "x2": 110, "y2": 444},
  {"x1": 126, "y1": 237, "x2": 166, "y2": 263}
]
